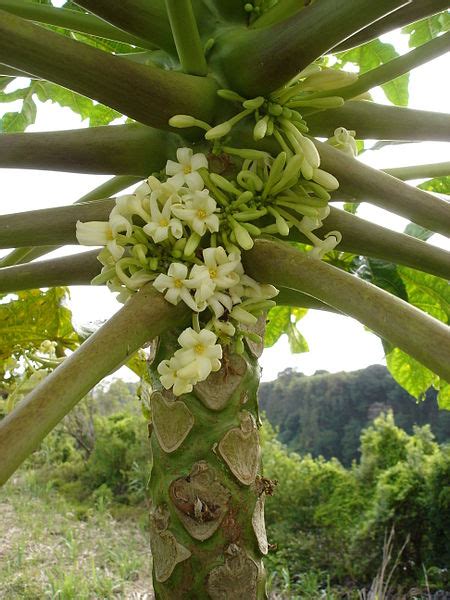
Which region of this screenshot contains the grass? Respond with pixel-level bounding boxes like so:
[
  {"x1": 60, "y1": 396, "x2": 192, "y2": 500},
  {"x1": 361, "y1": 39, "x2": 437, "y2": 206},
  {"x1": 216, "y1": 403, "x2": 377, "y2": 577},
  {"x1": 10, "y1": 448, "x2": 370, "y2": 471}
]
[{"x1": 0, "y1": 472, "x2": 154, "y2": 599}]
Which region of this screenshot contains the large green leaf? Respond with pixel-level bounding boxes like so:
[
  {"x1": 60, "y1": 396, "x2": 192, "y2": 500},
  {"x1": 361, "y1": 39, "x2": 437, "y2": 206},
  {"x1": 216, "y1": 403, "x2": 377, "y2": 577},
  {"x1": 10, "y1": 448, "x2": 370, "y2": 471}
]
[
  {"x1": 0, "y1": 79, "x2": 121, "y2": 132},
  {"x1": 337, "y1": 38, "x2": 409, "y2": 106},
  {"x1": 265, "y1": 306, "x2": 309, "y2": 353},
  {"x1": 386, "y1": 267, "x2": 449, "y2": 406},
  {"x1": 0, "y1": 288, "x2": 78, "y2": 361},
  {"x1": 403, "y1": 12, "x2": 450, "y2": 48},
  {"x1": 353, "y1": 257, "x2": 408, "y2": 300}
]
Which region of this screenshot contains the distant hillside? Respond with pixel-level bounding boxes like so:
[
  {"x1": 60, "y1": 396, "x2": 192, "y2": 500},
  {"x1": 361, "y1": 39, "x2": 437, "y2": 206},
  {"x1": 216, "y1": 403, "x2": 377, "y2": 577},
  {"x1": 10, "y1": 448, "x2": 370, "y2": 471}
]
[{"x1": 259, "y1": 364, "x2": 450, "y2": 465}]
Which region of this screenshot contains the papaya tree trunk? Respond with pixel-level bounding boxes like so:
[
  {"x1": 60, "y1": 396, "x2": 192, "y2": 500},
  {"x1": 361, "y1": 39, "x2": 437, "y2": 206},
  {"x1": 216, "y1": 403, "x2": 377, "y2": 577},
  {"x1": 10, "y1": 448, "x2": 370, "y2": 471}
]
[{"x1": 148, "y1": 321, "x2": 270, "y2": 599}]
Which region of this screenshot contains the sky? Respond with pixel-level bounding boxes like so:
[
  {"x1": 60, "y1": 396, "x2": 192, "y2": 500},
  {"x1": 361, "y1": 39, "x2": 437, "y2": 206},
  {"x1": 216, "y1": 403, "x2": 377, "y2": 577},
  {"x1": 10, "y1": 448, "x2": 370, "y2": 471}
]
[{"x1": 1, "y1": 31, "x2": 449, "y2": 383}]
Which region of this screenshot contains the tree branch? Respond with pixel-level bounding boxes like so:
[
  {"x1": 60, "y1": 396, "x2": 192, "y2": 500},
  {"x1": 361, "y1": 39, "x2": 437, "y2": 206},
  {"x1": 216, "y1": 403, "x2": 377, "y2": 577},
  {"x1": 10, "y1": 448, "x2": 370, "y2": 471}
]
[
  {"x1": 165, "y1": 0, "x2": 207, "y2": 76},
  {"x1": 0, "y1": 0, "x2": 155, "y2": 50},
  {"x1": 332, "y1": 0, "x2": 450, "y2": 52},
  {"x1": 0, "y1": 251, "x2": 100, "y2": 292},
  {"x1": 0, "y1": 11, "x2": 217, "y2": 130},
  {"x1": 245, "y1": 238, "x2": 450, "y2": 381},
  {"x1": 0, "y1": 124, "x2": 181, "y2": 175},
  {"x1": 215, "y1": 0, "x2": 410, "y2": 96},
  {"x1": 0, "y1": 200, "x2": 115, "y2": 249},
  {"x1": 0, "y1": 176, "x2": 139, "y2": 268},
  {"x1": 302, "y1": 207, "x2": 450, "y2": 280},
  {"x1": 0, "y1": 285, "x2": 189, "y2": 485},
  {"x1": 383, "y1": 161, "x2": 450, "y2": 180},
  {"x1": 315, "y1": 140, "x2": 450, "y2": 237},
  {"x1": 306, "y1": 101, "x2": 450, "y2": 142},
  {"x1": 309, "y1": 31, "x2": 450, "y2": 102},
  {"x1": 74, "y1": 0, "x2": 175, "y2": 53}
]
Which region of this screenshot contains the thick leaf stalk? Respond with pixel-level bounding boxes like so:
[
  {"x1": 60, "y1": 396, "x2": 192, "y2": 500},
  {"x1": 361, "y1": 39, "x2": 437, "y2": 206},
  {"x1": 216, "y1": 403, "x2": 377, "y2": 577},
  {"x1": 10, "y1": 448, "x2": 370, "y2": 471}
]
[{"x1": 148, "y1": 327, "x2": 269, "y2": 599}]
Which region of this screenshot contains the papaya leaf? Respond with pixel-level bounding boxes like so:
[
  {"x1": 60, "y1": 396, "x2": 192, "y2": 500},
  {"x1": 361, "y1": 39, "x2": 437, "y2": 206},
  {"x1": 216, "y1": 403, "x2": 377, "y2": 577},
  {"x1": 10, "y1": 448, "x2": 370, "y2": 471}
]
[
  {"x1": 336, "y1": 38, "x2": 409, "y2": 106},
  {"x1": 265, "y1": 306, "x2": 308, "y2": 353},
  {"x1": 419, "y1": 176, "x2": 450, "y2": 195},
  {"x1": 0, "y1": 288, "x2": 78, "y2": 360},
  {"x1": 403, "y1": 223, "x2": 433, "y2": 241},
  {"x1": 386, "y1": 267, "x2": 449, "y2": 405},
  {"x1": 403, "y1": 12, "x2": 450, "y2": 48},
  {"x1": 353, "y1": 257, "x2": 408, "y2": 300}
]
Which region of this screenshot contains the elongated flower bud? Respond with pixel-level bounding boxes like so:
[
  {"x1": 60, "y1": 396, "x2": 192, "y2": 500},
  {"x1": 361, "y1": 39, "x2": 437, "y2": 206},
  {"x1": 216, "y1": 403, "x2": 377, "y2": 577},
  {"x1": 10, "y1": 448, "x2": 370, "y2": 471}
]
[
  {"x1": 300, "y1": 68, "x2": 358, "y2": 91},
  {"x1": 312, "y1": 168, "x2": 339, "y2": 191},
  {"x1": 205, "y1": 121, "x2": 231, "y2": 140}
]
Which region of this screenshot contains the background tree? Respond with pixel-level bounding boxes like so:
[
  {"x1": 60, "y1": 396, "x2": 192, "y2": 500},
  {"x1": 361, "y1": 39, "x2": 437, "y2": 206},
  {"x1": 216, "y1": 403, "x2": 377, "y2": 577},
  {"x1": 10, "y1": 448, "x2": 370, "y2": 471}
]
[{"x1": 0, "y1": 1, "x2": 449, "y2": 598}]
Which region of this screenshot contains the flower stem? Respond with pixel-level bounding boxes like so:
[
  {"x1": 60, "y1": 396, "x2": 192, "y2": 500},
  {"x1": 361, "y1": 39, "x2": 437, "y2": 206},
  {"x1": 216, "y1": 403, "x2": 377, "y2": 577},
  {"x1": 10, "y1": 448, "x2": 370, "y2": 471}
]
[
  {"x1": 74, "y1": 0, "x2": 175, "y2": 53},
  {"x1": 0, "y1": 11, "x2": 217, "y2": 130},
  {"x1": 245, "y1": 238, "x2": 450, "y2": 382},
  {"x1": 165, "y1": 0, "x2": 208, "y2": 76},
  {"x1": 0, "y1": 0, "x2": 156, "y2": 50}
]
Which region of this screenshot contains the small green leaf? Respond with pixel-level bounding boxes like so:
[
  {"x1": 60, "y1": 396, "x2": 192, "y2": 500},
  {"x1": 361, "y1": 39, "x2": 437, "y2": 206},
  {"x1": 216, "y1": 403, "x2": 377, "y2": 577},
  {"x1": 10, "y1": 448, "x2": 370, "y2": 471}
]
[
  {"x1": 403, "y1": 12, "x2": 450, "y2": 48},
  {"x1": 419, "y1": 176, "x2": 450, "y2": 195},
  {"x1": 265, "y1": 306, "x2": 308, "y2": 353},
  {"x1": 353, "y1": 257, "x2": 408, "y2": 300},
  {"x1": 386, "y1": 347, "x2": 437, "y2": 401},
  {"x1": 403, "y1": 223, "x2": 433, "y2": 241}
]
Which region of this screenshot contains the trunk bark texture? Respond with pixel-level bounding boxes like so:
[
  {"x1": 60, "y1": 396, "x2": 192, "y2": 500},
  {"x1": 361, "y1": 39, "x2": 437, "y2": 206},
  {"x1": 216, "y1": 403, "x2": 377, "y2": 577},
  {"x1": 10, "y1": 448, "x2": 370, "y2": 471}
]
[{"x1": 148, "y1": 322, "x2": 271, "y2": 599}]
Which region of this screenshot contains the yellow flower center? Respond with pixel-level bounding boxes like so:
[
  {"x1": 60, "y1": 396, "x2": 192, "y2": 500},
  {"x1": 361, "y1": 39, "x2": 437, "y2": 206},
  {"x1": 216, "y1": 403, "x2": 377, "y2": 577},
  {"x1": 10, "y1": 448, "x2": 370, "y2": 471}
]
[
  {"x1": 194, "y1": 344, "x2": 204, "y2": 354},
  {"x1": 174, "y1": 279, "x2": 183, "y2": 288},
  {"x1": 209, "y1": 268, "x2": 217, "y2": 279},
  {"x1": 183, "y1": 165, "x2": 192, "y2": 174},
  {"x1": 159, "y1": 218, "x2": 169, "y2": 226},
  {"x1": 197, "y1": 209, "x2": 207, "y2": 219}
]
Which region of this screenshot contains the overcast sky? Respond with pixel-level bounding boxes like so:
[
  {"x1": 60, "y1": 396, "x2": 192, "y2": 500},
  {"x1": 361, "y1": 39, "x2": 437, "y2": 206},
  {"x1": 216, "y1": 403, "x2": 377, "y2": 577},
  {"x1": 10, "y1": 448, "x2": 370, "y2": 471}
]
[{"x1": 1, "y1": 31, "x2": 449, "y2": 382}]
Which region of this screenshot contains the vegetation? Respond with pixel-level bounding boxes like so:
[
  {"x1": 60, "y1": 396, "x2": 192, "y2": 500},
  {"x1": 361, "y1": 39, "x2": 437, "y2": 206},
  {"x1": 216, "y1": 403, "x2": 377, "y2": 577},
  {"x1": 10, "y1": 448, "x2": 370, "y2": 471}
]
[
  {"x1": 2, "y1": 378, "x2": 449, "y2": 598},
  {"x1": 260, "y1": 365, "x2": 450, "y2": 464},
  {"x1": 0, "y1": 1, "x2": 449, "y2": 598}
]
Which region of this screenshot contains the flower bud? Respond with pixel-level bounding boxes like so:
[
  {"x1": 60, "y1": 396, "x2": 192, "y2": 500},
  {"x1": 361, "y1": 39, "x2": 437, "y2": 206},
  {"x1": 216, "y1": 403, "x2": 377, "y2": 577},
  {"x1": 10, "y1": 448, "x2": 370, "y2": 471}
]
[
  {"x1": 253, "y1": 116, "x2": 269, "y2": 140},
  {"x1": 217, "y1": 89, "x2": 245, "y2": 102},
  {"x1": 243, "y1": 96, "x2": 265, "y2": 110},
  {"x1": 233, "y1": 222, "x2": 254, "y2": 250},
  {"x1": 205, "y1": 121, "x2": 232, "y2": 140},
  {"x1": 312, "y1": 168, "x2": 339, "y2": 191}
]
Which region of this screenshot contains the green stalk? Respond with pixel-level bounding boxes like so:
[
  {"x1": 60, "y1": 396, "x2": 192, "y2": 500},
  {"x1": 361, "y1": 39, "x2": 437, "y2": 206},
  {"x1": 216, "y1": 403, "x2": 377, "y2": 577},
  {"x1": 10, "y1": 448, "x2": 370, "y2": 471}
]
[
  {"x1": 165, "y1": 0, "x2": 208, "y2": 76},
  {"x1": 0, "y1": 286, "x2": 189, "y2": 486},
  {"x1": 0, "y1": 200, "x2": 115, "y2": 249},
  {"x1": 251, "y1": 0, "x2": 307, "y2": 28},
  {"x1": 4, "y1": 198, "x2": 450, "y2": 280},
  {"x1": 245, "y1": 239, "x2": 450, "y2": 382},
  {"x1": 306, "y1": 101, "x2": 450, "y2": 142},
  {"x1": 332, "y1": 0, "x2": 450, "y2": 52},
  {"x1": 315, "y1": 140, "x2": 450, "y2": 236},
  {"x1": 215, "y1": 0, "x2": 410, "y2": 95},
  {"x1": 148, "y1": 331, "x2": 267, "y2": 598},
  {"x1": 383, "y1": 161, "x2": 450, "y2": 180},
  {"x1": 0, "y1": 176, "x2": 139, "y2": 268},
  {"x1": 0, "y1": 11, "x2": 217, "y2": 130},
  {"x1": 0, "y1": 124, "x2": 181, "y2": 175},
  {"x1": 298, "y1": 206, "x2": 450, "y2": 281},
  {"x1": 309, "y1": 32, "x2": 450, "y2": 102},
  {"x1": 74, "y1": 0, "x2": 175, "y2": 53},
  {"x1": 0, "y1": 0, "x2": 156, "y2": 50},
  {"x1": 0, "y1": 251, "x2": 100, "y2": 293}
]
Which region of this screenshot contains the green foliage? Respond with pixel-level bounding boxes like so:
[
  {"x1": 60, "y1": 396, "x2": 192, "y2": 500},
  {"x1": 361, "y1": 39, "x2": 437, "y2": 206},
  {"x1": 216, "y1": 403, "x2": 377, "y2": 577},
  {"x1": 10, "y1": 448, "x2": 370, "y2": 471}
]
[
  {"x1": 265, "y1": 305, "x2": 309, "y2": 353},
  {"x1": 336, "y1": 39, "x2": 409, "y2": 106},
  {"x1": 259, "y1": 365, "x2": 450, "y2": 465},
  {"x1": 352, "y1": 256, "x2": 408, "y2": 300},
  {"x1": 403, "y1": 12, "x2": 450, "y2": 48},
  {"x1": 0, "y1": 287, "x2": 78, "y2": 360},
  {"x1": 385, "y1": 267, "x2": 449, "y2": 404},
  {"x1": 0, "y1": 78, "x2": 121, "y2": 133}
]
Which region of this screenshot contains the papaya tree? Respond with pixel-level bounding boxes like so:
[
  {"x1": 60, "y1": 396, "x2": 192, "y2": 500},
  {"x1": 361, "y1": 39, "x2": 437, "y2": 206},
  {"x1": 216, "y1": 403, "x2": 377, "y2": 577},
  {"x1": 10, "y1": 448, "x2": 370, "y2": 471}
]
[{"x1": 0, "y1": 1, "x2": 450, "y2": 598}]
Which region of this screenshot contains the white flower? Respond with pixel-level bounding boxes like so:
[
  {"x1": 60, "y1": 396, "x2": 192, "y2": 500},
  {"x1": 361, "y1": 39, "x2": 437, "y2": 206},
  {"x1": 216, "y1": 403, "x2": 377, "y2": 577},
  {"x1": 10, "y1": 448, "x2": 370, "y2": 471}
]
[
  {"x1": 171, "y1": 190, "x2": 219, "y2": 236},
  {"x1": 239, "y1": 274, "x2": 279, "y2": 300},
  {"x1": 153, "y1": 263, "x2": 204, "y2": 311},
  {"x1": 76, "y1": 220, "x2": 124, "y2": 260},
  {"x1": 206, "y1": 290, "x2": 233, "y2": 319},
  {"x1": 175, "y1": 328, "x2": 222, "y2": 381},
  {"x1": 166, "y1": 147, "x2": 208, "y2": 190},
  {"x1": 109, "y1": 212, "x2": 133, "y2": 238},
  {"x1": 190, "y1": 247, "x2": 241, "y2": 303},
  {"x1": 112, "y1": 194, "x2": 150, "y2": 222},
  {"x1": 158, "y1": 355, "x2": 195, "y2": 396},
  {"x1": 143, "y1": 197, "x2": 183, "y2": 243}
]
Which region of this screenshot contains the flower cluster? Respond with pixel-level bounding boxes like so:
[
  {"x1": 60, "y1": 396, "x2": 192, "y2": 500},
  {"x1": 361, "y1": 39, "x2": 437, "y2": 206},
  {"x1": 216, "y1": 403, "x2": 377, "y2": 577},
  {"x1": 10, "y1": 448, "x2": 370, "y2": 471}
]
[{"x1": 76, "y1": 68, "x2": 347, "y2": 396}]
